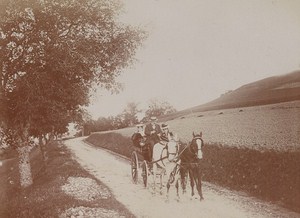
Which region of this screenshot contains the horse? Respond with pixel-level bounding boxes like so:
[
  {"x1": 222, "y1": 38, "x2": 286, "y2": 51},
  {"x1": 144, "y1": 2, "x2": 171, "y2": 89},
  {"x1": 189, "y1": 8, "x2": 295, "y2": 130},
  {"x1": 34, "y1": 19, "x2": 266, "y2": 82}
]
[
  {"x1": 179, "y1": 132, "x2": 204, "y2": 200},
  {"x1": 152, "y1": 136, "x2": 179, "y2": 199}
]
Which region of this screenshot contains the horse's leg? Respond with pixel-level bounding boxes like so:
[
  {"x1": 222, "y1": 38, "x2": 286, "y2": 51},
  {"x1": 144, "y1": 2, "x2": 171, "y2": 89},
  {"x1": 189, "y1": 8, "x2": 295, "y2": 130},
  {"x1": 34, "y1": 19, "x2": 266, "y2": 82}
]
[
  {"x1": 196, "y1": 168, "x2": 204, "y2": 201},
  {"x1": 160, "y1": 172, "x2": 164, "y2": 195},
  {"x1": 152, "y1": 163, "x2": 157, "y2": 195},
  {"x1": 171, "y1": 165, "x2": 180, "y2": 201},
  {"x1": 189, "y1": 168, "x2": 195, "y2": 198},
  {"x1": 165, "y1": 166, "x2": 173, "y2": 201},
  {"x1": 180, "y1": 166, "x2": 187, "y2": 195},
  {"x1": 175, "y1": 176, "x2": 180, "y2": 202},
  {"x1": 175, "y1": 179, "x2": 179, "y2": 197},
  {"x1": 166, "y1": 177, "x2": 170, "y2": 202}
]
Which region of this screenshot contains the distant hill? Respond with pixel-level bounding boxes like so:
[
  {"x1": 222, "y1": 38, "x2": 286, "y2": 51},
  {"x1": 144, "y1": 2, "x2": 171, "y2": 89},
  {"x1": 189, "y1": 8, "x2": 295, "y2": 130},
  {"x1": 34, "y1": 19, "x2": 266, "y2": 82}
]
[{"x1": 160, "y1": 70, "x2": 300, "y2": 121}]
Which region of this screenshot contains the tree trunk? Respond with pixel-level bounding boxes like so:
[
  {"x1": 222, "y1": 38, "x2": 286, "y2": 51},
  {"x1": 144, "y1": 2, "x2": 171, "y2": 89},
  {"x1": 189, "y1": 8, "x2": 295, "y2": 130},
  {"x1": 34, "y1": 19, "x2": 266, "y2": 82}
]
[
  {"x1": 39, "y1": 135, "x2": 48, "y2": 162},
  {"x1": 43, "y1": 134, "x2": 49, "y2": 144},
  {"x1": 17, "y1": 146, "x2": 33, "y2": 188},
  {"x1": 49, "y1": 126, "x2": 55, "y2": 141}
]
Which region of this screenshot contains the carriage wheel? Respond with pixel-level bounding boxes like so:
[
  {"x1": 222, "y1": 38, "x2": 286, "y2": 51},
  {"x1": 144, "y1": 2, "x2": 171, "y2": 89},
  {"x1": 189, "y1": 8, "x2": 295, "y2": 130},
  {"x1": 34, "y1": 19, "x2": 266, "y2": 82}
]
[
  {"x1": 141, "y1": 160, "x2": 148, "y2": 188},
  {"x1": 131, "y1": 151, "x2": 139, "y2": 184}
]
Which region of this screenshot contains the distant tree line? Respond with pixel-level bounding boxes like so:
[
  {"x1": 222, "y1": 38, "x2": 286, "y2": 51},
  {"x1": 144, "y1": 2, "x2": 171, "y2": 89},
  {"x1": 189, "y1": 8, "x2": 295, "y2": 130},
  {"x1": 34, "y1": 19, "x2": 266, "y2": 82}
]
[{"x1": 80, "y1": 99, "x2": 176, "y2": 135}]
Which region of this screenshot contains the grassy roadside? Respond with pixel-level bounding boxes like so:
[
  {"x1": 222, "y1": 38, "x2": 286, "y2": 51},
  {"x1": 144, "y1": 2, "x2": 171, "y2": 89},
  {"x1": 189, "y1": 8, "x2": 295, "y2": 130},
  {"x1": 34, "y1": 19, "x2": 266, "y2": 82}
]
[
  {"x1": 0, "y1": 140, "x2": 134, "y2": 218},
  {"x1": 85, "y1": 132, "x2": 300, "y2": 214}
]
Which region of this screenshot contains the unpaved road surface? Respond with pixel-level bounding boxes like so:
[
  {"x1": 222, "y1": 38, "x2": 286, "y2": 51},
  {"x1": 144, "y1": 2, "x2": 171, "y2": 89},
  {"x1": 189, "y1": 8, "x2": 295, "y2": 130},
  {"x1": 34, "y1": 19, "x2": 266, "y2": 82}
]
[{"x1": 65, "y1": 137, "x2": 299, "y2": 218}]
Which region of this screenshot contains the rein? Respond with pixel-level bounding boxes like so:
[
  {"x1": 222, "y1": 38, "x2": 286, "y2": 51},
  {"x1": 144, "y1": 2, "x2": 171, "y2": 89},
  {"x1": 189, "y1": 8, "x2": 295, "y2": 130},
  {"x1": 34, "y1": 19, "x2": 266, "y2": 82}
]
[
  {"x1": 151, "y1": 156, "x2": 168, "y2": 164},
  {"x1": 177, "y1": 143, "x2": 189, "y2": 158}
]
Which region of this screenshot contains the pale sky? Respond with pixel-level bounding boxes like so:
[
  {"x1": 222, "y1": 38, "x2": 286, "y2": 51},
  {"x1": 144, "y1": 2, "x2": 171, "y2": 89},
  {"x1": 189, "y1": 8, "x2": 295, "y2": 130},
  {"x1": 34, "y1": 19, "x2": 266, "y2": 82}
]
[{"x1": 86, "y1": 0, "x2": 300, "y2": 119}]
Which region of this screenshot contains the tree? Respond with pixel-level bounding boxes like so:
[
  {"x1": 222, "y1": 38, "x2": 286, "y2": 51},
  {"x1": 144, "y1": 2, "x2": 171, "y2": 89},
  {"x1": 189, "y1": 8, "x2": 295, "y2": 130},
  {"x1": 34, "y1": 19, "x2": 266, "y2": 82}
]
[
  {"x1": 112, "y1": 114, "x2": 126, "y2": 129},
  {"x1": 122, "y1": 102, "x2": 141, "y2": 127},
  {"x1": 0, "y1": 0, "x2": 145, "y2": 188},
  {"x1": 95, "y1": 117, "x2": 114, "y2": 131},
  {"x1": 144, "y1": 98, "x2": 176, "y2": 119}
]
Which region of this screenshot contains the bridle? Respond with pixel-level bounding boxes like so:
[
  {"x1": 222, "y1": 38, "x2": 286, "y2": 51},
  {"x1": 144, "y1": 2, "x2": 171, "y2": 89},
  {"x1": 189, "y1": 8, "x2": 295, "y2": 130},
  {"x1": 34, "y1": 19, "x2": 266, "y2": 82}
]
[
  {"x1": 167, "y1": 140, "x2": 179, "y2": 156},
  {"x1": 190, "y1": 136, "x2": 203, "y2": 155},
  {"x1": 156, "y1": 140, "x2": 179, "y2": 165}
]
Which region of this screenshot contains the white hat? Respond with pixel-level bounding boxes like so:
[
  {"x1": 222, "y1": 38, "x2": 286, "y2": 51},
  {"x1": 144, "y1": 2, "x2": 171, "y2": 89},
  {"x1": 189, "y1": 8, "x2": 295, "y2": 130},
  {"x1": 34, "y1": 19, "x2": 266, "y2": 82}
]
[
  {"x1": 150, "y1": 116, "x2": 157, "y2": 121},
  {"x1": 161, "y1": 123, "x2": 169, "y2": 129}
]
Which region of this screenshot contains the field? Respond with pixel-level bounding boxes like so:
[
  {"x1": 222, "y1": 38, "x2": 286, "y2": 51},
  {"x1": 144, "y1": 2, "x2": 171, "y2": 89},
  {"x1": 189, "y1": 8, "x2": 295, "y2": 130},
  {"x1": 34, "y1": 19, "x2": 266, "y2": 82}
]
[
  {"x1": 162, "y1": 71, "x2": 300, "y2": 122},
  {"x1": 86, "y1": 100, "x2": 300, "y2": 213},
  {"x1": 109, "y1": 100, "x2": 300, "y2": 151}
]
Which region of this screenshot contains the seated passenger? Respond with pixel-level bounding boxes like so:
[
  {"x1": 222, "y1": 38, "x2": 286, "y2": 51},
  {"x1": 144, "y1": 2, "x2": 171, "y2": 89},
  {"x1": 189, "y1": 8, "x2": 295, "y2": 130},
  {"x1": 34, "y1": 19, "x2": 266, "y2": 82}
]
[
  {"x1": 131, "y1": 123, "x2": 145, "y2": 148},
  {"x1": 161, "y1": 123, "x2": 178, "y2": 143},
  {"x1": 144, "y1": 116, "x2": 162, "y2": 160},
  {"x1": 136, "y1": 123, "x2": 145, "y2": 136},
  {"x1": 131, "y1": 123, "x2": 151, "y2": 162}
]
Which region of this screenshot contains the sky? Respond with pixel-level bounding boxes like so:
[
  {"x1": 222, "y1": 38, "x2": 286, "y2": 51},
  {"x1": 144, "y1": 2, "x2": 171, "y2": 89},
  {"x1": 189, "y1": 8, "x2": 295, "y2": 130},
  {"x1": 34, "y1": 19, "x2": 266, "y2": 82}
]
[{"x1": 86, "y1": 0, "x2": 300, "y2": 119}]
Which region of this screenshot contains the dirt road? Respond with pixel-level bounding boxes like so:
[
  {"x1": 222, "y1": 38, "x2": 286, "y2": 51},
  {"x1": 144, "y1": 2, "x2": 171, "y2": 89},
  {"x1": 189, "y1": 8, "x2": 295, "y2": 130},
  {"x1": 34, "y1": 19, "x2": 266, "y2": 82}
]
[{"x1": 64, "y1": 137, "x2": 299, "y2": 218}]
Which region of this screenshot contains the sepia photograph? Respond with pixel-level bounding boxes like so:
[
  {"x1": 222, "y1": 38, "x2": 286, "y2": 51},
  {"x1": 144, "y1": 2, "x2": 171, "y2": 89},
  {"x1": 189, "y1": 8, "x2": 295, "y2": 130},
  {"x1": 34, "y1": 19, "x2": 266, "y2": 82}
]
[{"x1": 0, "y1": 0, "x2": 299, "y2": 217}]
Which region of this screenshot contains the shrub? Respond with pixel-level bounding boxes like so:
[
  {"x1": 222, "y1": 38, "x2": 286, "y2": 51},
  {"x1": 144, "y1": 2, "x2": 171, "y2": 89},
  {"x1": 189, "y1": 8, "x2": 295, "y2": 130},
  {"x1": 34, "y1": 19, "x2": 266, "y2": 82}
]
[{"x1": 203, "y1": 144, "x2": 300, "y2": 212}]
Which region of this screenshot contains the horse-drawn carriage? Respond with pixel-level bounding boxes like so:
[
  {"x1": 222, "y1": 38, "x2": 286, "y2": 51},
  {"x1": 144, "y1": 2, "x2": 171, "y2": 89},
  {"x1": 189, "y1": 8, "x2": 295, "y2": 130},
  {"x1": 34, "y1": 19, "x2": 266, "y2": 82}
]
[
  {"x1": 131, "y1": 136, "x2": 179, "y2": 186},
  {"x1": 130, "y1": 130, "x2": 205, "y2": 200},
  {"x1": 130, "y1": 131, "x2": 159, "y2": 188}
]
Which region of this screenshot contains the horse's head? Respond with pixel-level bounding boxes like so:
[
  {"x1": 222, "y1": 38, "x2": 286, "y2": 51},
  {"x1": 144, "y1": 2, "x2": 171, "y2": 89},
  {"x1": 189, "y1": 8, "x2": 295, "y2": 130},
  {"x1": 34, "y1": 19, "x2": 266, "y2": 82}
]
[
  {"x1": 166, "y1": 138, "x2": 179, "y2": 161},
  {"x1": 190, "y1": 132, "x2": 204, "y2": 160}
]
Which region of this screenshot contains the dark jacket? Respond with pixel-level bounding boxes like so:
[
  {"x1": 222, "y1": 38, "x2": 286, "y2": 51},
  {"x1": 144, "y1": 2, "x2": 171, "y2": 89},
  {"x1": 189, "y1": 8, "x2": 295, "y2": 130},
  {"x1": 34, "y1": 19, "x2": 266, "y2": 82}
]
[
  {"x1": 144, "y1": 123, "x2": 162, "y2": 137},
  {"x1": 144, "y1": 123, "x2": 162, "y2": 144}
]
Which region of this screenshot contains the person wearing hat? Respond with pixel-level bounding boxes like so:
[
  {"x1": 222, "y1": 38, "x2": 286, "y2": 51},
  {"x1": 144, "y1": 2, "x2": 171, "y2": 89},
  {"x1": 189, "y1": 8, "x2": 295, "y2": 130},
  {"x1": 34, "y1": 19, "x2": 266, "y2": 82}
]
[
  {"x1": 131, "y1": 123, "x2": 150, "y2": 161},
  {"x1": 144, "y1": 116, "x2": 162, "y2": 160},
  {"x1": 135, "y1": 123, "x2": 145, "y2": 136},
  {"x1": 161, "y1": 123, "x2": 177, "y2": 143},
  {"x1": 131, "y1": 123, "x2": 145, "y2": 146}
]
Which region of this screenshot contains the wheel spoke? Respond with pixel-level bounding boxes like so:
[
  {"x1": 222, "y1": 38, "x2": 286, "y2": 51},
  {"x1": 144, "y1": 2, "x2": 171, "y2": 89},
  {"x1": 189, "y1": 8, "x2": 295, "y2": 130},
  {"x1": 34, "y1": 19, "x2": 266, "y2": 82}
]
[{"x1": 131, "y1": 151, "x2": 139, "y2": 184}]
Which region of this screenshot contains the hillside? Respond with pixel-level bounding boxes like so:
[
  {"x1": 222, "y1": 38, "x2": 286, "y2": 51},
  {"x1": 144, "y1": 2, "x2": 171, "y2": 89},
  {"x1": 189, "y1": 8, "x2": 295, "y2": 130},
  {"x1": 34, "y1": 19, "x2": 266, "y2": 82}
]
[{"x1": 161, "y1": 70, "x2": 300, "y2": 121}]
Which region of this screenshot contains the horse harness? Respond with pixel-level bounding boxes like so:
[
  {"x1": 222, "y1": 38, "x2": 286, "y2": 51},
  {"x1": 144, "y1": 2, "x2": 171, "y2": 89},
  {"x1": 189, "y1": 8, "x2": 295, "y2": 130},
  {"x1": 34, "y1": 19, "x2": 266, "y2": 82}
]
[
  {"x1": 176, "y1": 136, "x2": 203, "y2": 168},
  {"x1": 151, "y1": 141, "x2": 179, "y2": 166},
  {"x1": 190, "y1": 136, "x2": 203, "y2": 156}
]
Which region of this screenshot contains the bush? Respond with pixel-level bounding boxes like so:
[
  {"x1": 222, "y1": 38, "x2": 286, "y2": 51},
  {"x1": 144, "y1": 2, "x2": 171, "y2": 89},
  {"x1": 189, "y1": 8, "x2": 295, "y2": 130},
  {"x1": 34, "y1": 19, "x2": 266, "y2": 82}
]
[
  {"x1": 85, "y1": 133, "x2": 133, "y2": 158},
  {"x1": 203, "y1": 144, "x2": 300, "y2": 212}
]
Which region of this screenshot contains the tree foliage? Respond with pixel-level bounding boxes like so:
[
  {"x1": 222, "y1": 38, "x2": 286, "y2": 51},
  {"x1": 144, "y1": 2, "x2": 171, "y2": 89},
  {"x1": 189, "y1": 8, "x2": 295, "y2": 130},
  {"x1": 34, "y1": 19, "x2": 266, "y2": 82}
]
[
  {"x1": 121, "y1": 102, "x2": 140, "y2": 127},
  {"x1": 144, "y1": 98, "x2": 176, "y2": 119},
  {"x1": 80, "y1": 99, "x2": 176, "y2": 134},
  {"x1": 0, "y1": 0, "x2": 145, "y2": 145},
  {"x1": 0, "y1": 0, "x2": 145, "y2": 187}
]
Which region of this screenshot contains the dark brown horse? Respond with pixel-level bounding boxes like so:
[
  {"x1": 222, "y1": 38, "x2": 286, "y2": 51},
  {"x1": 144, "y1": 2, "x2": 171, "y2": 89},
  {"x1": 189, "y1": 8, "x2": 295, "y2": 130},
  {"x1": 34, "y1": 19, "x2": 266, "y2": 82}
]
[{"x1": 179, "y1": 132, "x2": 204, "y2": 200}]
